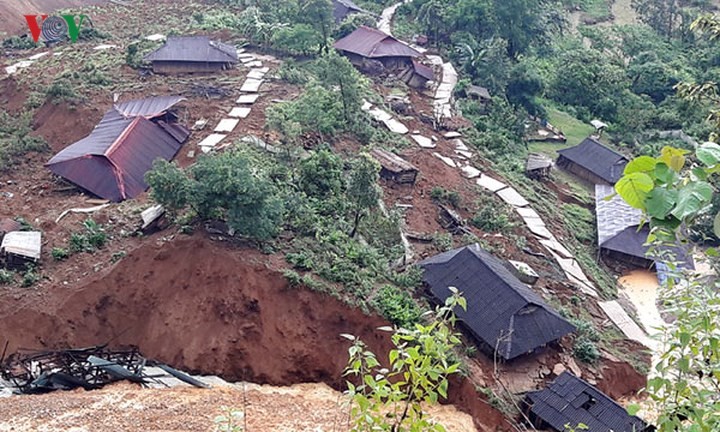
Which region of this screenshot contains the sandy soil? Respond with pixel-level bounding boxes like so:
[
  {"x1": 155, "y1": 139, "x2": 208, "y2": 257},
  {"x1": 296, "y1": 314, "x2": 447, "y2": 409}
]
[
  {"x1": 0, "y1": 381, "x2": 478, "y2": 431},
  {"x1": 619, "y1": 270, "x2": 663, "y2": 339}
]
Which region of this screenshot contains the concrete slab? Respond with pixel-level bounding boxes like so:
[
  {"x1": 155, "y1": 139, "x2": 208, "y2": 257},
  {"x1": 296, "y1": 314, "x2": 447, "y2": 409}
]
[
  {"x1": 214, "y1": 119, "x2": 239, "y2": 133},
  {"x1": 369, "y1": 107, "x2": 392, "y2": 122},
  {"x1": 145, "y1": 33, "x2": 165, "y2": 41},
  {"x1": 361, "y1": 101, "x2": 373, "y2": 111},
  {"x1": 240, "y1": 79, "x2": 263, "y2": 93},
  {"x1": 516, "y1": 207, "x2": 540, "y2": 219},
  {"x1": 93, "y1": 44, "x2": 117, "y2": 50},
  {"x1": 28, "y1": 52, "x2": 49, "y2": 60},
  {"x1": 599, "y1": 301, "x2": 652, "y2": 347},
  {"x1": 239, "y1": 54, "x2": 256, "y2": 62},
  {"x1": 228, "y1": 107, "x2": 252, "y2": 118},
  {"x1": 455, "y1": 150, "x2": 473, "y2": 159},
  {"x1": 506, "y1": 260, "x2": 539, "y2": 285},
  {"x1": 426, "y1": 54, "x2": 444, "y2": 66},
  {"x1": 460, "y1": 165, "x2": 481, "y2": 179},
  {"x1": 539, "y1": 238, "x2": 573, "y2": 259},
  {"x1": 433, "y1": 152, "x2": 457, "y2": 168},
  {"x1": 496, "y1": 187, "x2": 529, "y2": 207},
  {"x1": 476, "y1": 175, "x2": 507, "y2": 193},
  {"x1": 245, "y1": 60, "x2": 263, "y2": 68},
  {"x1": 453, "y1": 139, "x2": 469, "y2": 151},
  {"x1": 236, "y1": 94, "x2": 260, "y2": 104},
  {"x1": 412, "y1": 134, "x2": 435, "y2": 148},
  {"x1": 444, "y1": 131, "x2": 462, "y2": 138},
  {"x1": 526, "y1": 222, "x2": 554, "y2": 240},
  {"x1": 16, "y1": 60, "x2": 33, "y2": 69},
  {"x1": 198, "y1": 133, "x2": 226, "y2": 149},
  {"x1": 384, "y1": 118, "x2": 408, "y2": 134},
  {"x1": 247, "y1": 69, "x2": 267, "y2": 80}
]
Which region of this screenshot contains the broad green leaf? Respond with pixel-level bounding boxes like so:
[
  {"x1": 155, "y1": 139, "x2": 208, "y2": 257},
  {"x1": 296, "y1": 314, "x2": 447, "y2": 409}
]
[
  {"x1": 714, "y1": 212, "x2": 720, "y2": 239},
  {"x1": 646, "y1": 188, "x2": 677, "y2": 219},
  {"x1": 624, "y1": 156, "x2": 657, "y2": 175},
  {"x1": 660, "y1": 146, "x2": 689, "y2": 172},
  {"x1": 692, "y1": 167, "x2": 709, "y2": 181},
  {"x1": 696, "y1": 141, "x2": 720, "y2": 166},
  {"x1": 627, "y1": 404, "x2": 641, "y2": 416},
  {"x1": 654, "y1": 162, "x2": 676, "y2": 185},
  {"x1": 615, "y1": 172, "x2": 654, "y2": 209},
  {"x1": 671, "y1": 181, "x2": 714, "y2": 220},
  {"x1": 438, "y1": 379, "x2": 448, "y2": 398}
]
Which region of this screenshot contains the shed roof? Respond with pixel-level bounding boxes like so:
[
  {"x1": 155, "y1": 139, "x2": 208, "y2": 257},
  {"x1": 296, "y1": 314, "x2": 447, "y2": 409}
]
[
  {"x1": 467, "y1": 85, "x2": 491, "y2": 100},
  {"x1": 334, "y1": 26, "x2": 421, "y2": 59},
  {"x1": 46, "y1": 97, "x2": 189, "y2": 202},
  {"x1": 370, "y1": 148, "x2": 418, "y2": 173},
  {"x1": 144, "y1": 36, "x2": 238, "y2": 64},
  {"x1": 1, "y1": 231, "x2": 42, "y2": 260},
  {"x1": 419, "y1": 244, "x2": 575, "y2": 360},
  {"x1": 526, "y1": 372, "x2": 649, "y2": 432},
  {"x1": 412, "y1": 59, "x2": 434, "y2": 80},
  {"x1": 333, "y1": 0, "x2": 370, "y2": 22},
  {"x1": 0, "y1": 218, "x2": 22, "y2": 234},
  {"x1": 526, "y1": 153, "x2": 553, "y2": 172},
  {"x1": 557, "y1": 136, "x2": 628, "y2": 184}
]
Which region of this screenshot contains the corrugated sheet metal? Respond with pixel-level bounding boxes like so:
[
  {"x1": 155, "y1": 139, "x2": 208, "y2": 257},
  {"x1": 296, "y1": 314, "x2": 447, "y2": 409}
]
[
  {"x1": 46, "y1": 97, "x2": 188, "y2": 202},
  {"x1": 114, "y1": 95, "x2": 186, "y2": 119},
  {"x1": 144, "y1": 36, "x2": 238, "y2": 63},
  {"x1": 412, "y1": 59, "x2": 434, "y2": 80},
  {"x1": 1, "y1": 231, "x2": 42, "y2": 260},
  {"x1": 333, "y1": 0, "x2": 369, "y2": 22},
  {"x1": 370, "y1": 148, "x2": 417, "y2": 173},
  {"x1": 526, "y1": 372, "x2": 650, "y2": 432},
  {"x1": 526, "y1": 153, "x2": 552, "y2": 172},
  {"x1": 334, "y1": 26, "x2": 421, "y2": 59},
  {"x1": 557, "y1": 137, "x2": 628, "y2": 184},
  {"x1": 419, "y1": 244, "x2": 575, "y2": 360}
]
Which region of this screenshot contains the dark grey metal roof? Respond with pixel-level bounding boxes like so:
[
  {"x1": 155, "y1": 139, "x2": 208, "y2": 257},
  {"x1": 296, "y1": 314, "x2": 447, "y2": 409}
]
[
  {"x1": 114, "y1": 95, "x2": 187, "y2": 119},
  {"x1": 526, "y1": 153, "x2": 553, "y2": 172},
  {"x1": 419, "y1": 244, "x2": 575, "y2": 360},
  {"x1": 557, "y1": 136, "x2": 628, "y2": 184},
  {"x1": 370, "y1": 148, "x2": 417, "y2": 173},
  {"x1": 526, "y1": 372, "x2": 650, "y2": 432},
  {"x1": 333, "y1": 0, "x2": 370, "y2": 22},
  {"x1": 468, "y1": 85, "x2": 491, "y2": 100},
  {"x1": 144, "y1": 36, "x2": 238, "y2": 64},
  {"x1": 334, "y1": 26, "x2": 421, "y2": 59}
]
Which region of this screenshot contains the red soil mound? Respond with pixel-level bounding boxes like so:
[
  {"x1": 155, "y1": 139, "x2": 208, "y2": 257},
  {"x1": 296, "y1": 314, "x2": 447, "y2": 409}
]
[{"x1": 0, "y1": 235, "x2": 512, "y2": 430}]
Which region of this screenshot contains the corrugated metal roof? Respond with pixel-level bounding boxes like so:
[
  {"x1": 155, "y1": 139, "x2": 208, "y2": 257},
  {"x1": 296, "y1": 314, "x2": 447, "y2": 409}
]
[
  {"x1": 412, "y1": 59, "x2": 434, "y2": 80},
  {"x1": 468, "y1": 85, "x2": 491, "y2": 100},
  {"x1": 1, "y1": 231, "x2": 42, "y2": 260},
  {"x1": 526, "y1": 153, "x2": 553, "y2": 172},
  {"x1": 334, "y1": 26, "x2": 421, "y2": 59},
  {"x1": 46, "y1": 97, "x2": 189, "y2": 202},
  {"x1": 557, "y1": 137, "x2": 628, "y2": 184},
  {"x1": 333, "y1": 0, "x2": 370, "y2": 22},
  {"x1": 144, "y1": 36, "x2": 238, "y2": 63},
  {"x1": 526, "y1": 372, "x2": 650, "y2": 432},
  {"x1": 114, "y1": 95, "x2": 186, "y2": 119},
  {"x1": 419, "y1": 244, "x2": 575, "y2": 360}
]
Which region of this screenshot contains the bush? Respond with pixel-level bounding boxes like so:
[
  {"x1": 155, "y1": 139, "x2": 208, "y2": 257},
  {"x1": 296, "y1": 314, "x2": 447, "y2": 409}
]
[
  {"x1": 68, "y1": 220, "x2": 108, "y2": 253},
  {"x1": 562, "y1": 204, "x2": 595, "y2": 244},
  {"x1": 471, "y1": 204, "x2": 513, "y2": 233},
  {"x1": 430, "y1": 187, "x2": 461, "y2": 208},
  {"x1": 0, "y1": 269, "x2": 15, "y2": 285},
  {"x1": 78, "y1": 27, "x2": 112, "y2": 41},
  {"x1": 432, "y1": 232, "x2": 453, "y2": 252},
  {"x1": 571, "y1": 318, "x2": 601, "y2": 342},
  {"x1": 51, "y1": 247, "x2": 70, "y2": 261},
  {"x1": 573, "y1": 336, "x2": 600, "y2": 363},
  {"x1": 389, "y1": 266, "x2": 423, "y2": 289},
  {"x1": 21, "y1": 266, "x2": 41, "y2": 288},
  {"x1": 277, "y1": 59, "x2": 310, "y2": 85},
  {"x1": 2, "y1": 35, "x2": 37, "y2": 50},
  {"x1": 46, "y1": 78, "x2": 77, "y2": 103},
  {"x1": 372, "y1": 285, "x2": 422, "y2": 327}
]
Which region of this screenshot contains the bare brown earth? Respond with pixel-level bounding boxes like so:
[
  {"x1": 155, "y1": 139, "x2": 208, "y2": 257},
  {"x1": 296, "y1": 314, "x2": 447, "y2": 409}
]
[
  {"x1": 0, "y1": 0, "x2": 106, "y2": 36},
  {"x1": 0, "y1": 234, "x2": 511, "y2": 431},
  {"x1": 0, "y1": 382, "x2": 479, "y2": 431}
]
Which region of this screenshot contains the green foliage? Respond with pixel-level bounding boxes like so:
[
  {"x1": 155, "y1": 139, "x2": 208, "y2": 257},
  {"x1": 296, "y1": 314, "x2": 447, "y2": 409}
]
[
  {"x1": 45, "y1": 78, "x2": 77, "y2": 103},
  {"x1": 432, "y1": 232, "x2": 454, "y2": 252},
  {"x1": 343, "y1": 290, "x2": 467, "y2": 431},
  {"x1": 573, "y1": 336, "x2": 600, "y2": 363},
  {"x1": 372, "y1": 285, "x2": 423, "y2": 327},
  {"x1": 20, "y1": 266, "x2": 41, "y2": 288},
  {"x1": 562, "y1": 204, "x2": 595, "y2": 244},
  {"x1": 146, "y1": 150, "x2": 285, "y2": 241},
  {"x1": 68, "y1": 219, "x2": 108, "y2": 254},
  {"x1": 0, "y1": 269, "x2": 15, "y2": 285},
  {"x1": 2, "y1": 36, "x2": 38, "y2": 50},
  {"x1": 429, "y1": 187, "x2": 461, "y2": 208},
  {"x1": 51, "y1": 248, "x2": 70, "y2": 261},
  {"x1": 298, "y1": 148, "x2": 345, "y2": 199},
  {"x1": 277, "y1": 59, "x2": 310, "y2": 85},
  {"x1": 78, "y1": 27, "x2": 112, "y2": 41},
  {"x1": 389, "y1": 266, "x2": 424, "y2": 289},
  {"x1": 272, "y1": 24, "x2": 323, "y2": 55},
  {"x1": 471, "y1": 198, "x2": 514, "y2": 234},
  {"x1": 110, "y1": 251, "x2": 127, "y2": 264},
  {"x1": 0, "y1": 110, "x2": 49, "y2": 172},
  {"x1": 213, "y1": 406, "x2": 244, "y2": 432},
  {"x1": 347, "y1": 154, "x2": 382, "y2": 238},
  {"x1": 125, "y1": 40, "x2": 160, "y2": 69}
]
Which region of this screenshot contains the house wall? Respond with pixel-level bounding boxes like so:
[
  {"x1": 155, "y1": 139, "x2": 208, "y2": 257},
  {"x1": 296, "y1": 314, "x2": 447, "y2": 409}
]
[
  {"x1": 379, "y1": 167, "x2": 417, "y2": 184},
  {"x1": 407, "y1": 74, "x2": 428, "y2": 89},
  {"x1": 151, "y1": 61, "x2": 230, "y2": 74},
  {"x1": 557, "y1": 156, "x2": 611, "y2": 185},
  {"x1": 601, "y1": 248, "x2": 654, "y2": 269}
]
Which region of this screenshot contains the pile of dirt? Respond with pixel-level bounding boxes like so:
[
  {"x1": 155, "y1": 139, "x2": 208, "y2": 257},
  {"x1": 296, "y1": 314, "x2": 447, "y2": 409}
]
[
  {"x1": 0, "y1": 381, "x2": 479, "y2": 431},
  {"x1": 0, "y1": 234, "x2": 512, "y2": 431}
]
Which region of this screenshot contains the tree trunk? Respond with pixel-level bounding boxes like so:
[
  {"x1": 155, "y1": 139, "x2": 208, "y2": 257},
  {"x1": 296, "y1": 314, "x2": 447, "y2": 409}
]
[{"x1": 350, "y1": 211, "x2": 363, "y2": 238}]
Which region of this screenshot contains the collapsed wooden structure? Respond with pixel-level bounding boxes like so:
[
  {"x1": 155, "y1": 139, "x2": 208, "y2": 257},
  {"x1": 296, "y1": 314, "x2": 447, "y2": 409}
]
[{"x1": 370, "y1": 148, "x2": 419, "y2": 184}]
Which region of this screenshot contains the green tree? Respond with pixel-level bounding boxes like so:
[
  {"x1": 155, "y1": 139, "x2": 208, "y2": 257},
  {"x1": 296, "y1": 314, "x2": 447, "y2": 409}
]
[
  {"x1": 298, "y1": 0, "x2": 334, "y2": 53},
  {"x1": 298, "y1": 147, "x2": 345, "y2": 199},
  {"x1": 631, "y1": 0, "x2": 683, "y2": 40},
  {"x1": 146, "y1": 150, "x2": 284, "y2": 241},
  {"x1": 313, "y1": 52, "x2": 367, "y2": 127},
  {"x1": 343, "y1": 289, "x2": 467, "y2": 432},
  {"x1": 346, "y1": 154, "x2": 382, "y2": 238},
  {"x1": 271, "y1": 24, "x2": 324, "y2": 55}
]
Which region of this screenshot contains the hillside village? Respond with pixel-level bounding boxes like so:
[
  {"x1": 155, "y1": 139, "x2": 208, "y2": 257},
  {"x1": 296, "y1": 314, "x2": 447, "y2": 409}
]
[{"x1": 0, "y1": 0, "x2": 719, "y2": 431}]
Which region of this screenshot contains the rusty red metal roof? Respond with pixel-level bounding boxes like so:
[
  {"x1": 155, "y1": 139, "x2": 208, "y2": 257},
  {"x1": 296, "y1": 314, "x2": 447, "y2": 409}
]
[
  {"x1": 144, "y1": 36, "x2": 238, "y2": 64},
  {"x1": 46, "y1": 97, "x2": 189, "y2": 202},
  {"x1": 412, "y1": 59, "x2": 433, "y2": 80},
  {"x1": 334, "y1": 26, "x2": 421, "y2": 59}
]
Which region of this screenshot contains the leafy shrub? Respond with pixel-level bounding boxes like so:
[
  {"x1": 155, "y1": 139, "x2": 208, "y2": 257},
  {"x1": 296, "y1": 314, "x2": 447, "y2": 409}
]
[
  {"x1": 51, "y1": 247, "x2": 70, "y2": 261},
  {"x1": 286, "y1": 251, "x2": 314, "y2": 270},
  {"x1": 573, "y1": 336, "x2": 600, "y2": 363},
  {"x1": 125, "y1": 40, "x2": 160, "y2": 69},
  {"x1": 21, "y1": 266, "x2": 41, "y2": 288},
  {"x1": 562, "y1": 204, "x2": 595, "y2": 244},
  {"x1": 110, "y1": 251, "x2": 127, "y2": 263},
  {"x1": 2, "y1": 35, "x2": 37, "y2": 50},
  {"x1": 46, "y1": 78, "x2": 76, "y2": 102},
  {"x1": 389, "y1": 266, "x2": 423, "y2": 289},
  {"x1": 282, "y1": 269, "x2": 302, "y2": 287},
  {"x1": 277, "y1": 59, "x2": 310, "y2": 85},
  {"x1": 271, "y1": 24, "x2": 323, "y2": 55},
  {"x1": 0, "y1": 269, "x2": 15, "y2": 285},
  {"x1": 83, "y1": 219, "x2": 107, "y2": 249},
  {"x1": 432, "y1": 232, "x2": 453, "y2": 252},
  {"x1": 372, "y1": 285, "x2": 423, "y2": 328},
  {"x1": 571, "y1": 318, "x2": 601, "y2": 342},
  {"x1": 471, "y1": 204, "x2": 513, "y2": 233},
  {"x1": 78, "y1": 27, "x2": 111, "y2": 41},
  {"x1": 430, "y1": 187, "x2": 461, "y2": 208},
  {"x1": 69, "y1": 233, "x2": 89, "y2": 253}
]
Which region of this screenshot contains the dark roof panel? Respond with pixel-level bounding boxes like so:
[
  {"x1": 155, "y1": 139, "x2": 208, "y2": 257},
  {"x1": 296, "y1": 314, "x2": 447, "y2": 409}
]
[
  {"x1": 412, "y1": 59, "x2": 434, "y2": 80},
  {"x1": 419, "y1": 244, "x2": 575, "y2": 360},
  {"x1": 144, "y1": 36, "x2": 238, "y2": 63},
  {"x1": 114, "y1": 95, "x2": 187, "y2": 119},
  {"x1": 527, "y1": 372, "x2": 649, "y2": 432},
  {"x1": 46, "y1": 97, "x2": 188, "y2": 202},
  {"x1": 557, "y1": 136, "x2": 628, "y2": 184},
  {"x1": 334, "y1": 26, "x2": 421, "y2": 59},
  {"x1": 333, "y1": 0, "x2": 370, "y2": 22}
]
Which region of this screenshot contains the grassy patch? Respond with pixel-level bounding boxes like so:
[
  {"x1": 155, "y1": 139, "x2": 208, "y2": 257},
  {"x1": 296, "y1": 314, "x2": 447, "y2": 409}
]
[{"x1": 529, "y1": 106, "x2": 596, "y2": 157}]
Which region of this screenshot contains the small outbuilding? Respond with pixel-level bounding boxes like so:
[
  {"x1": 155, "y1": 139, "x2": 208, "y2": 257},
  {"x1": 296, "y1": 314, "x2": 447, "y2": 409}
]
[
  {"x1": 46, "y1": 96, "x2": 190, "y2": 202},
  {"x1": 0, "y1": 218, "x2": 22, "y2": 241},
  {"x1": 144, "y1": 36, "x2": 238, "y2": 74},
  {"x1": 334, "y1": 26, "x2": 429, "y2": 87},
  {"x1": 556, "y1": 136, "x2": 628, "y2": 185},
  {"x1": 419, "y1": 244, "x2": 575, "y2": 360},
  {"x1": 466, "y1": 85, "x2": 491, "y2": 103},
  {"x1": 1, "y1": 231, "x2": 42, "y2": 268},
  {"x1": 370, "y1": 148, "x2": 418, "y2": 184},
  {"x1": 333, "y1": 0, "x2": 371, "y2": 23},
  {"x1": 525, "y1": 372, "x2": 652, "y2": 432},
  {"x1": 525, "y1": 153, "x2": 553, "y2": 179}
]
